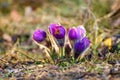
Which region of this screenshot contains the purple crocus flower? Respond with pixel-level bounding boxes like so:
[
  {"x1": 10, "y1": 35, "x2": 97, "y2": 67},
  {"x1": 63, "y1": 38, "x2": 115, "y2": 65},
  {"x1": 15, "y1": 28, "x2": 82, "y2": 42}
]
[
  {"x1": 74, "y1": 37, "x2": 90, "y2": 59},
  {"x1": 49, "y1": 23, "x2": 66, "y2": 46},
  {"x1": 33, "y1": 29, "x2": 46, "y2": 43},
  {"x1": 68, "y1": 27, "x2": 79, "y2": 40},
  {"x1": 49, "y1": 23, "x2": 66, "y2": 39},
  {"x1": 68, "y1": 25, "x2": 86, "y2": 41},
  {"x1": 77, "y1": 25, "x2": 86, "y2": 40}
]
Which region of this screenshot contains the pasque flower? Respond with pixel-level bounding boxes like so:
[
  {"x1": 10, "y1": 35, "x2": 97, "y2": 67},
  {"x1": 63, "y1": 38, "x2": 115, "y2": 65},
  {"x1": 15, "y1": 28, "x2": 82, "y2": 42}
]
[
  {"x1": 33, "y1": 29, "x2": 46, "y2": 43},
  {"x1": 68, "y1": 27, "x2": 79, "y2": 40},
  {"x1": 68, "y1": 25, "x2": 86, "y2": 40},
  {"x1": 49, "y1": 23, "x2": 66, "y2": 39},
  {"x1": 77, "y1": 25, "x2": 86, "y2": 40},
  {"x1": 74, "y1": 37, "x2": 90, "y2": 59},
  {"x1": 49, "y1": 23, "x2": 66, "y2": 46},
  {"x1": 32, "y1": 23, "x2": 91, "y2": 62}
]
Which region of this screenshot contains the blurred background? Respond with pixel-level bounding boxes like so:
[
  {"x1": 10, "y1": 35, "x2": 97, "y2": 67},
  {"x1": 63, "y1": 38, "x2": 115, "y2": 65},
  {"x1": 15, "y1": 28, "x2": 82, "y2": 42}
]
[{"x1": 0, "y1": 0, "x2": 120, "y2": 54}]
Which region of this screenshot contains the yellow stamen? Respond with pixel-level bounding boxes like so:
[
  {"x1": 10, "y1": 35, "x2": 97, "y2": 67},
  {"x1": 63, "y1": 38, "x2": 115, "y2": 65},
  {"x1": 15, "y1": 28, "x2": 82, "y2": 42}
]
[{"x1": 55, "y1": 28, "x2": 60, "y2": 34}]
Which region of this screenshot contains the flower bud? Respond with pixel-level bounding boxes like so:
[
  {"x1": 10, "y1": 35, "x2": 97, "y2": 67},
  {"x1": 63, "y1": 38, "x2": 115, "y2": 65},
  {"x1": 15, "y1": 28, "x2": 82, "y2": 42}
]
[
  {"x1": 49, "y1": 23, "x2": 66, "y2": 39},
  {"x1": 74, "y1": 37, "x2": 90, "y2": 59},
  {"x1": 33, "y1": 29, "x2": 46, "y2": 43}
]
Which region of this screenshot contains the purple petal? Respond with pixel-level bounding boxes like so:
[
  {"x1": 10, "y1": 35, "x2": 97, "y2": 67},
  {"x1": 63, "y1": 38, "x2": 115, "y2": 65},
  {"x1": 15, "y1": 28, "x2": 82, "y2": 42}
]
[
  {"x1": 33, "y1": 29, "x2": 46, "y2": 43},
  {"x1": 49, "y1": 23, "x2": 66, "y2": 39},
  {"x1": 49, "y1": 23, "x2": 58, "y2": 34},
  {"x1": 77, "y1": 25, "x2": 86, "y2": 40},
  {"x1": 68, "y1": 27, "x2": 79, "y2": 40},
  {"x1": 74, "y1": 37, "x2": 90, "y2": 58}
]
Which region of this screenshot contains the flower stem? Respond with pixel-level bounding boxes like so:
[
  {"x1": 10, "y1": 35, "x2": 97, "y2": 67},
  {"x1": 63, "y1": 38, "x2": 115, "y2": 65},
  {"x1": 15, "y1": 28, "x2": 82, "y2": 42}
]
[
  {"x1": 34, "y1": 41, "x2": 54, "y2": 64},
  {"x1": 60, "y1": 47, "x2": 65, "y2": 58}
]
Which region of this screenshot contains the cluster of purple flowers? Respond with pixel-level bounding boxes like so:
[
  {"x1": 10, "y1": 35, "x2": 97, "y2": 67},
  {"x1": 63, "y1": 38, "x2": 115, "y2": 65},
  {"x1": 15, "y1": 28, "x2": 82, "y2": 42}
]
[{"x1": 33, "y1": 23, "x2": 90, "y2": 59}]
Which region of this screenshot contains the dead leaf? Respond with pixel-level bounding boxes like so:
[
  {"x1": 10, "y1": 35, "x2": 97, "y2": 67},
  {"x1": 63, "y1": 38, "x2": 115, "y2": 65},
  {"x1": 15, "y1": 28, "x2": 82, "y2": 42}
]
[
  {"x1": 111, "y1": 0, "x2": 120, "y2": 11},
  {"x1": 10, "y1": 9, "x2": 22, "y2": 22},
  {"x1": 2, "y1": 33, "x2": 12, "y2": 42},
  {"x1": 0, "y1": 18, "x2": 10, "y2": 26}
]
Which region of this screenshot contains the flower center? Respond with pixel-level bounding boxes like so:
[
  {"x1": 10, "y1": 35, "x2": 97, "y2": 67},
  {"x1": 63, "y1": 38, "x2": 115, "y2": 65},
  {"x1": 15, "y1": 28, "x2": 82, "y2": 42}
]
[{"x1": 54, "y1": 28, "x2": 60, "y2": 34}]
